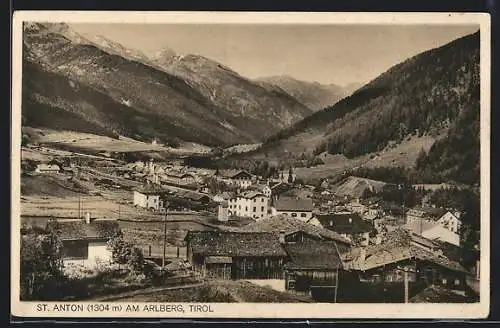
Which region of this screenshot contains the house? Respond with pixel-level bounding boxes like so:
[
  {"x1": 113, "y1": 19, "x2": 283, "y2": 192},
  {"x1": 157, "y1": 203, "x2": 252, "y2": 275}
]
[
  {"x1": 402, "y1": 220, "x2": 460, "y2": 246},
  {"x1": 270, "y1": 182, "x2": 293, "y2": 200},
  {"x1": 133, "y1": 184, "x2": 165, "y2": 211},
  {"x1": 185, "y1": 229, "x2": 350, "y2": 300},
  {"x1": 342, "y1": 229, "x2": 472, "y2": 301},
  {"x1": 163, "y1": 170, "x2": 197, "y2": 187},
  {"x1": 251, "y1": 184, "x2": 272, "y2": 198},
  {"x1": 185, "y1": 231, "x2": 288, "y2": 280},
  {"x1": 272, "y1": 197, "x2": 314, "y2": 222},
  {"x1": 311, "y1": 213, "x2": 374, "y2": 246},
  {"x1": 437, "y1": 211, "x2": 462, "y2": 234},
  {"x1": 228, "y1": 190, "x2": 269, "y2": 220},
  {"x1": 48, "y1": 217, "x2": 120, "y2": 269},
  {"x1": 405, "y1": 206, "x2": 448, "y2": 225},
  {"x1": 216, "y1": 169, "x2": 253, "y2": 189},
  {"x1": 345, "y1": 199, "x2": 368, "y2": 214},
  {"x1": 34, "y1": 163, "x2": 60, "y2": 174},
  {"x1": 243, "y1": 214, "x2": 352, "y2": 251},
  {"x1": 283, "y1": 238, "x2": 343, "y2": 300},
  {"x1": 213, "y1": 191, "x2": 236, "y2": 203}
]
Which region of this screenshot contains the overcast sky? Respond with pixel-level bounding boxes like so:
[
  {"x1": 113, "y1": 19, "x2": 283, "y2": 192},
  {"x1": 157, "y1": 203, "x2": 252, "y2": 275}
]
[{"x1": 70, "y1": 23, "x2": 478, "y2": 86}]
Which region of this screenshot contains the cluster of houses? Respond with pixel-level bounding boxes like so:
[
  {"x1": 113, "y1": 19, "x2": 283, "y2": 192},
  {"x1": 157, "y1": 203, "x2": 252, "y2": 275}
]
[
  {"x1": 184, "y1": 214, "x2": 478, "y2": 302},
  {"x1": 30, "y1": 152, "x2": 477, "y2": 302}
]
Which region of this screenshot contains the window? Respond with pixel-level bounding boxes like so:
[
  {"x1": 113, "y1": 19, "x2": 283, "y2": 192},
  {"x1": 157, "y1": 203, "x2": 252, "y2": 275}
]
[
  {"x1": 253, "y1": 207, "x2": 256, "y2": 212},
  {"x1": 261, "y1": 206, "x2": 264, "y2": 212},
  {"x1": 442, "y1": 278, "x2": 448, "y2": 285},
  {"x1": 254, "y1": 198, "x2": 256, "y2": 202},
  {"x1": 291, "y1": 213, "x2": 297, "y2": 217},
  {"x1": 245, "y1": 206, "x2": 248, "y2": 211},
  {"x1": 62, "y1": 240, "x2": 88, "y2": 260},
  {"x1": 454, "y1": 279, "x2": 460, "y2": 286},
  {"x1": 300, "y1": 213, "x2": 307, "y2": 218},
  {"x1": 262, "y1": 198, "x2": 264, "y2": 202}
]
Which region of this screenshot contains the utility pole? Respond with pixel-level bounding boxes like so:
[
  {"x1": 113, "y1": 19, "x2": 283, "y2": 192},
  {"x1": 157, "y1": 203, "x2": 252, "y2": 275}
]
[
  {"x1": 162, "y1": 201, "x2": 169, "y2": 269},
  {"x1": 404, "y1": 269, "x2": 409, "y2": 303}
]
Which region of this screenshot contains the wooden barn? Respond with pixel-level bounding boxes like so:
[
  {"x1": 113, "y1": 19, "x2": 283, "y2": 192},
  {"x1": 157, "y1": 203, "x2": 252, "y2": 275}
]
[
  {"x1": 283, "y1": 239, "x2": 344, "y2": 301},
  {"x1": 185, "y1": 231, "x2": 288, "y2": 280}
]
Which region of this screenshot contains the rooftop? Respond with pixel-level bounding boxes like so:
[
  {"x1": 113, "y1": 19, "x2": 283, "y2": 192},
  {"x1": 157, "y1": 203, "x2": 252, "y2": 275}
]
[
  {"x1": 343, "y1": 229, "x2": 470, "y2": 274},
  {"x1": 47, "y1": 219, "x2": 120, "y2": 241},
  {"x1": 243, "y1": 215, "x2": 352, "y2": 247},
  {"x1": 275, "y1": 197, "x2": 313, "y2": 212},
  {"x1": 284, "y1": 239, "x2": 343, "y2": 270},
  {"x1": 186, "y1": 231, "x2": 287, "y2": 257},
  {"x1": 217, "y1": 169, "x2": 252, "y2": 179},
  {"x1": 407, "y1": 206, "x2": 447, "y2": 218},
  {"x1": 315, "y1": 213, "x2": 374, "y2": 234},
  {"x1": 239, "y1": 190, "x2": 265, "y2": 199}
]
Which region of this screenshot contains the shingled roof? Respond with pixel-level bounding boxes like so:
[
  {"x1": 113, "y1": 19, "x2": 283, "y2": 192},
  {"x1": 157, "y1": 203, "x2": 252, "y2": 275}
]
[
  {"x1": 315, "y1": 213, "x2": 374, "y2": 235},
  {"x1": 343, "y1": 229, "x2": 470, "y2": 274},
  {"x1": 284, "y1": 239, "x2": 343, "y2": 270},
  {"x1": 46, "y1": 219, "x2": 120, "y2": 241},
  {"x1": 186, "y1": 231, "x2": 287, "y2": 257},
  {"x1": 275, "y1": 197, "x2": 313, "y2": 212},
  {"x1": 243, "y1": 215, "x2": 352, "y2": 247}
]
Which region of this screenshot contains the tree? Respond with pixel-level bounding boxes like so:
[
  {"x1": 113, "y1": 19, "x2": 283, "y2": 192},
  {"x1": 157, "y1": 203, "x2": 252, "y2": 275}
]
[
  {"x1": 107, "y1": 232, "x2": 132, "y2": 266},
  {"x1": 287, "y1": 167, "x2": 294, "y2": 184},
  {"x1": 128, "y1": 247, "x2": 145, "y2": 273},
  {"x1": 20, "y1": 224, "x2": 64, "y2": 300}
]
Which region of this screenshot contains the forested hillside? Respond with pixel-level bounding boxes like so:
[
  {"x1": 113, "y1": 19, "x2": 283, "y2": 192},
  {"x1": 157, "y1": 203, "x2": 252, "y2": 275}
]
[{"x1": 258, "y1": 31, "x2": 480, "y2": 185}]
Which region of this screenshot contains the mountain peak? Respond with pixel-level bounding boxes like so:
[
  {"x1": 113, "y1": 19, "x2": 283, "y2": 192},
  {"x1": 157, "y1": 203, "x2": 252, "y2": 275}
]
[{"x1": 152, "y1": 47, "x2": 177, "y2": 61}]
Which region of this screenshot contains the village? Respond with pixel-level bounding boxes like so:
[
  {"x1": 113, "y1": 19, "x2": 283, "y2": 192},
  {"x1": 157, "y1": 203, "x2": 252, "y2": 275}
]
[{"x1": 19, "y1": 143, "x2": 481, "y2": 304}]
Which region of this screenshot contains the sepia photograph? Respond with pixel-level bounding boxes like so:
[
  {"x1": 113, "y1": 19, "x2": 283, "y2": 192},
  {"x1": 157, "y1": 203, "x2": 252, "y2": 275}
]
[{"x1": 11, "y1": 11, "x2": 490, "y2": 318}]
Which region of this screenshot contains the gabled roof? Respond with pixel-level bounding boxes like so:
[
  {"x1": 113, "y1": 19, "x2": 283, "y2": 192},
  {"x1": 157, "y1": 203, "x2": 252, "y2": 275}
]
[
  {"x1": 243, "y1": 215, "x2": 352, "y2": 246},
  {"x1": 407, "y1": 206, "x2": 447, "y2": 219},
  {"x1": 47, "y1": 219, "x2": 119, "y2": 241},
  {"x1": 284, "y1": 239, "x2": 343, "y2": 270},
  {"x1": 343, "y1": 229, "x2": 470, "y2": 274},
  {"x1": 315, "y1": 213, "x2": 374, "y2": 234},
  {"x1": 218, "y1": 169, "x2": 252, "y2": 179},
  {"x1": 185, "y1": 231, "x2": 287, "y2": 257},
  {"x1": 275, "y1": 197, "x2": 313, "y2": 212},
  {"x1": 239, "y1": 190, "x2": 265, "y2": 199}
]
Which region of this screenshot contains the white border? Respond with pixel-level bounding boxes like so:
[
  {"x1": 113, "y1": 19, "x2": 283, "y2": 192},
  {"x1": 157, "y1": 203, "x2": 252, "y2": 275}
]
[{"x1": 11, "y1": 11, "x2": 491, "y2": 319}]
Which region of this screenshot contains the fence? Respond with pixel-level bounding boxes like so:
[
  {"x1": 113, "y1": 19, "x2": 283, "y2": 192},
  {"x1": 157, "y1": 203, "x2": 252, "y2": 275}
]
[{"x1": 141, "y1": 245, "x2": 187, "y2": 260}]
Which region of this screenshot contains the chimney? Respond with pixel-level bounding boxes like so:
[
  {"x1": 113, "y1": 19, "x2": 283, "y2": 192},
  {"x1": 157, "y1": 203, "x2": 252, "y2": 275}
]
[
  {"x1": 85, "y1": 212, "x2": 92, "y2": 224},
  {"x1": 279, "y1": 230, "x2": 286, "y2": 244}
]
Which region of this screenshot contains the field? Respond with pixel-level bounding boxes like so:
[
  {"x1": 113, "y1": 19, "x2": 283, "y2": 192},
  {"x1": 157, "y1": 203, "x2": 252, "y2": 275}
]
[
  {"x1": 295, "y1": 135, "x2": 437, "y2": 182},
  {"x1": 112, "y1": 279, "x2": 312, "y2": 303},
  {"x1": 23, "y1": 127, "x2": 210, "y2": 157}
]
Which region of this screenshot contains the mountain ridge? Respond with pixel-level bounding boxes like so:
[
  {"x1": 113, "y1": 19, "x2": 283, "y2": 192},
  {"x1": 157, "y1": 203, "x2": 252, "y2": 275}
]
[{"x1": 22, "y1": 22, "x2": 316, "y2": 147}]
